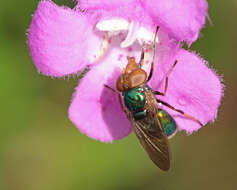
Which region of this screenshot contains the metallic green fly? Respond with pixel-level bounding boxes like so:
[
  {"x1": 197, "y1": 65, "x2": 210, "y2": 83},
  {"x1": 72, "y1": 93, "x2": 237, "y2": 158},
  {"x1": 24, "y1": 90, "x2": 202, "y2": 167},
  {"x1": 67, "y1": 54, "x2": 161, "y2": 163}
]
[{"x1": 105, "y1": 27, "x2": 203, "y2": 171}]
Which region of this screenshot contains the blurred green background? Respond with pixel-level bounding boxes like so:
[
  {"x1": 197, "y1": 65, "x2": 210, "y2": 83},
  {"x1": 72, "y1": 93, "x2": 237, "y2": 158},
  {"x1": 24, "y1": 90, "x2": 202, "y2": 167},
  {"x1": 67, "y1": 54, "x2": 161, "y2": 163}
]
[{"x1": 0, "y1": 0, "x2": 236, "y2": 190}]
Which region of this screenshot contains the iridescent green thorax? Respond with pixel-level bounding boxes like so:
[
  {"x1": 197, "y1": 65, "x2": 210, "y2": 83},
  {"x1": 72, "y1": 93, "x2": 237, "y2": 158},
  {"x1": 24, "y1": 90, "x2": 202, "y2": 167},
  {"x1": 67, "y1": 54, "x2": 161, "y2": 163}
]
[
  {"x1": 122, "y1": 87, "x2": 146, "y2": 118},
  {"x1": 157, "y1": 109, "x2": 177, "y2": 138},
  {"x1": 122, "y1": 87, "x2": 146, "y2": 112}
]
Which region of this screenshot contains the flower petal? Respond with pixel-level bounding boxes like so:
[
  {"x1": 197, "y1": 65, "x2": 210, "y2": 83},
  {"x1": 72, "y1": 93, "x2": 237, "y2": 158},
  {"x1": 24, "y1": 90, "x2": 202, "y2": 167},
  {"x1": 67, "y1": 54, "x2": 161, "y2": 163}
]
[
  {"x1": 150, "y1": 46, "x2": 223, "y2": 134},
  {"x1": 28, "y1": 0, "x2": 103, "y2": 77},
  {"x1": 69, "y1": 35, "x2": 142, "y2": 142},
  {"x1": 78, "y1": 0, "x2": 208, "y2": 44},
  {"x1": 78, "y1": 0, "x2": 138, "y2": 11},
  {"x1": 77, "y1": 0, "x2": 154, "y2": 31},
  {"x1": 140, "y1": 0, "x2": 208, "y2": 44}
]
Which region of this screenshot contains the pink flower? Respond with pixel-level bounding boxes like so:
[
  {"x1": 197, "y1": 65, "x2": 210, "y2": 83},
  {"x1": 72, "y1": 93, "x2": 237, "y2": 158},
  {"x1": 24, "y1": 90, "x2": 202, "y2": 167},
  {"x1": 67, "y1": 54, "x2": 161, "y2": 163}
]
[{"x1": 28, "y1": 0, "x2": 223, "y2": 142}]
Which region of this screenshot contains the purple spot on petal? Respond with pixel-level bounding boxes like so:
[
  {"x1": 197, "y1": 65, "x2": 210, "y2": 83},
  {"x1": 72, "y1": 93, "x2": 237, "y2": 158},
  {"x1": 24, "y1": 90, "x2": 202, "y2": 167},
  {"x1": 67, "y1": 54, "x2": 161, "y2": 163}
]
[
  {"x1": 127, "y1": 47, "x2": 133, "y2": 52},
  {"x1": 108, "y1": 37, "x2": 112, "y2": 44},
  {"x1": 118, "y1": 54, "x2": 124, "y2": 61}
]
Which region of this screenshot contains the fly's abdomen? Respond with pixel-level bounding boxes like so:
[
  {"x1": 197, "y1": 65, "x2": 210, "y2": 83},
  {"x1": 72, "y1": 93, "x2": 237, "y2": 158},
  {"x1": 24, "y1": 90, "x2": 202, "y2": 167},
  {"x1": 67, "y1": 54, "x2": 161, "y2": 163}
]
[
  {"x1": 123, "y1": 87, "x2": 146, "y2": 119},
  {"x1": 157, "y1": 109, "x2": 177, "y2": 138}
]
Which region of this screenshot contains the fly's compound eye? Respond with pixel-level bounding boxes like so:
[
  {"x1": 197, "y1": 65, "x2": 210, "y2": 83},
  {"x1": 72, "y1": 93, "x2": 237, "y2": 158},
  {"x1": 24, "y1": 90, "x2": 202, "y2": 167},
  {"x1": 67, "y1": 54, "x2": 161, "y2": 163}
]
[
  {"x1": 116, "y1": 75, "x2": 125, "y2": 91},
  {"x1": 128, "y1": 69, "x2": 147, "y2": 89}
]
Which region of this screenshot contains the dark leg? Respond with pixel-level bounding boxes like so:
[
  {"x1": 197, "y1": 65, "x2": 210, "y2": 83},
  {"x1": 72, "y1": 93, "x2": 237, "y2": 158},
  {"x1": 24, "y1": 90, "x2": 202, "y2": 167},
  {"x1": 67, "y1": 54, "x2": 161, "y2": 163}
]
[
  {"x1": 147, "y1": 26, "x2": 159, "y2": 82},
  {"x1": 152, "y1": 60, "x2": 178, "y2": 96},
  {"x1": 118, "y1": 93, "x2": 128, "y2": 114},
  {"x1": 156, "y1": 98, "x2": 204, "y2": 126},
  {"x1": 104, "y1": 85, "x2": 127, "y2": 113},
  {"x1": 104, "y1": 84, "x2": 119, "y2": 94},
  {"x1": 138, "y1": 46, "x2": 145, "y2": 67}
]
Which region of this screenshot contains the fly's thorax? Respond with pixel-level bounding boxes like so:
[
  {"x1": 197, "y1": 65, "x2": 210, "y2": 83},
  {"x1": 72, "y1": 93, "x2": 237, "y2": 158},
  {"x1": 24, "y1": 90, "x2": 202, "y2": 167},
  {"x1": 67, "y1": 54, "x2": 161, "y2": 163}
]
[
  {"x1": 157, "y1": 109, "x2": 177, "y2": 138},
  {"x1": 122, "y1": 86, "x2": 147, "y2": 114}
]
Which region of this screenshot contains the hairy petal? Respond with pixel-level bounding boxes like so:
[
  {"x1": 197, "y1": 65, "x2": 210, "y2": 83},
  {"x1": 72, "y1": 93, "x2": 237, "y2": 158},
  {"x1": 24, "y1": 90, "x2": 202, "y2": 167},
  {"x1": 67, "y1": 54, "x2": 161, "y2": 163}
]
[
  {"x1": 69, "y1": 36, "x2": 142, "y2": 142},
  {"x1": 150, "y1": 46, "x2": 223, "y2": 134},
  {"x1": 78, "y1": 0, "x2": 208, "y2": 44},
  {"x1": 78, "y1": 0, "x2": 138, "y2": 9},
  {"x1": 141, "y1": 0, "x2": 208, "y2": 44},
  {"x1": 28, "y1": 0, "x2": 103, "y2": 77},
  {"x1": 77, "y1": 0, "x2": 154, "y2": 30}
]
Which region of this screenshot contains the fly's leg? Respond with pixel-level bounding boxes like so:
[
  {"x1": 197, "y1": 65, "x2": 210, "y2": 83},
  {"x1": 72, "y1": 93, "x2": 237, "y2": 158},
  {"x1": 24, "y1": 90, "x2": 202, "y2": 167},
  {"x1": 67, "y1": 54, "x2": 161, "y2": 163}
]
[
  {"x1": 147, "y1": 26, "x2": 159, "y2": 82},
  {"x1": 104, "y1": 84, "x2": 118, "y2": 94},
  {"x1": 138, "y1": 46, "x2": 145, "y2": 68},
  {"x1": 156, "y1": 98, "x2": 204, "y2": 126},
  {"x1": 104, "y1": 85, "x2": 127, "y2": 113},
  {"x1": 152, "y1": 60, "x2": 178, "y2": 96}
]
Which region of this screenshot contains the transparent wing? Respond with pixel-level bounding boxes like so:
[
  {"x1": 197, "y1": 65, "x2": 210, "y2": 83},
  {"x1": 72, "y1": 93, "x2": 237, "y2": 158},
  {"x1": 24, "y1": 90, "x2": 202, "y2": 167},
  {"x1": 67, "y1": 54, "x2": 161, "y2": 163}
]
[{"x1": 132, "y1": 115, "x2": 171, "y2": 171}]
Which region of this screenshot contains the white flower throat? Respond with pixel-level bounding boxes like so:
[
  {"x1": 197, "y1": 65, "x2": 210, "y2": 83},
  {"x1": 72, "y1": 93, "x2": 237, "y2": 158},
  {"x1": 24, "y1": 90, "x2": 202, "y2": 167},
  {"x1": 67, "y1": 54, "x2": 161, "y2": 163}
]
[
  {"x1": 94, "y1": 18, "x2": 159, "y2": 71},
  {"x1": 96, "y1": 19, "x2": 159, "y2": 48}
]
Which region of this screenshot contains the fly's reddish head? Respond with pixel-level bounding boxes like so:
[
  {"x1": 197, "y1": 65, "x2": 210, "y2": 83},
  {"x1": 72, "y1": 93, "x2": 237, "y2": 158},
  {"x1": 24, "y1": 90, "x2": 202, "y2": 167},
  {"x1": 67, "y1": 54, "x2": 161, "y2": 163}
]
[{"x1": 116, "y1": 57, "x2": 147, "y2": 92}]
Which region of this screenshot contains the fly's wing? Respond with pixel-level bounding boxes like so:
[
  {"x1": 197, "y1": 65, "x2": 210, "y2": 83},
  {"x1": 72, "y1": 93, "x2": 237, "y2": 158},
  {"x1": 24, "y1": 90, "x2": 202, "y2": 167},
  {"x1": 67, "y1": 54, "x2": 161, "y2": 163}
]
[
  {"x1": 132, "y1": 115, "x2": 171, "y2": 171},
  {"x1": 129, "y1": 90, "x2": 170, "y2": 171}
]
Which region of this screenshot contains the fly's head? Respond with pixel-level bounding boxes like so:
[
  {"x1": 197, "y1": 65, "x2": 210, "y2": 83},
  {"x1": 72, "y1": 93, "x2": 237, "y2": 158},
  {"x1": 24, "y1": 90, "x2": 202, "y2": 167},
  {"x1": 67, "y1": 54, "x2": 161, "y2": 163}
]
[{"x1": 116, "y1": 57, "x2": 147, "y2": 92}]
